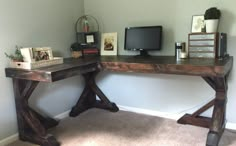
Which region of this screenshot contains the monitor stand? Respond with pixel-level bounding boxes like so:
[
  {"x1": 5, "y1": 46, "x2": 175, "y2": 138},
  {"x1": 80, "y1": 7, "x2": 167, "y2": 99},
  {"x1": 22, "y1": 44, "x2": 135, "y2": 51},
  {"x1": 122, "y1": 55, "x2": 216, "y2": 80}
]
[{"x1": 135, "y1": 50, "x2": 150, "y2": 58}]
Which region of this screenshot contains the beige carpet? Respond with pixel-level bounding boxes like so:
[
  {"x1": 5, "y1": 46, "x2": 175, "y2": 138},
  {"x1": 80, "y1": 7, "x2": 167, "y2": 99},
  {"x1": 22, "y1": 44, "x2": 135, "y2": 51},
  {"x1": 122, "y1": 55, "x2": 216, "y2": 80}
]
[{"x1": 7, "y1": 109, "x2": 236, "y2": 146}]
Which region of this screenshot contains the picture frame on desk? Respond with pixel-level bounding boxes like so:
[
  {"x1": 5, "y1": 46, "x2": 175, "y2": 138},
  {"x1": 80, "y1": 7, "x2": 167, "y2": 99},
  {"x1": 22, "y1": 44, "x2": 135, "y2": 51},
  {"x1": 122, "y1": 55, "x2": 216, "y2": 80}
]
[
  {"x1": 101, "y1": 32, "x2": 117, "y2": 56},
  {"x1": 20, "y1": 47, "x2": 54, "y2": 62},
  {"x1": 85, "y1": 32, "x2": 96, "y2": 44},
  {"x1": 33, "y1": 47, "x2": 53, "y2": 61},
  {"x1": 20, "y1": 47, "x2": 34, "y2": 62},
  {"x1": 191, "y1": 15, "x2": 205, "y2": 33}
]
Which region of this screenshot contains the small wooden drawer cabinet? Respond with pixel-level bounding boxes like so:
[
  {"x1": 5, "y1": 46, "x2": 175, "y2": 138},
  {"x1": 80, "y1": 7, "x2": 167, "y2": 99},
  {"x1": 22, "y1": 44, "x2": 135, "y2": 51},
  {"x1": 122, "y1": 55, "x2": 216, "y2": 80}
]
[{"x1": 188, "y1": 33, "x2": 218, "y2": 58}]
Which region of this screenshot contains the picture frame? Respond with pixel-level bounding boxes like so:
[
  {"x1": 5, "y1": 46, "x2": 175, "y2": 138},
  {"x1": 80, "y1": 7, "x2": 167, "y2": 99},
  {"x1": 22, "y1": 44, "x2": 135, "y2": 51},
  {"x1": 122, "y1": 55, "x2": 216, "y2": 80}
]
[
  {"x1": 101, "y1": 32, "x2": 118, "y2": 56},
  {"x1": 191, "y1": 15, "x2": 205, "y2": 33},
  {"x1": 20, "y1": 47, "x2": 34, "y2": 62},
  {"x1": 85, "y1": 33, "x2": 95, "y2": 44},
  {"x1": 32, "y1": 47, "x2": 53, "y2": 61}
]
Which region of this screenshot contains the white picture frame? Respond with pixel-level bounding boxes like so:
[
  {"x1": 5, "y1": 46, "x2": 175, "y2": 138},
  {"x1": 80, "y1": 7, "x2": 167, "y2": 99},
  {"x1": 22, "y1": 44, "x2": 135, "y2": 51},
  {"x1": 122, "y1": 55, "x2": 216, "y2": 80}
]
[
  {"x1": 86, "y1": 34, "x2": 95, "y2": 43},
  {"x1": 191, "y1": 15, "x2": 205, "y2": 33},
  {"x1": 32, "y1": 47, "x2": 53, "y2": 61},
  {"x1": 20, "y1": 47, "x2": 34, "y2": 62},
  {"x1": 85, "y1": 33, "x2": 95, "y2": 44},
  {"x1": 101, "y1": 32, "x2": 118, "y2": 56}
]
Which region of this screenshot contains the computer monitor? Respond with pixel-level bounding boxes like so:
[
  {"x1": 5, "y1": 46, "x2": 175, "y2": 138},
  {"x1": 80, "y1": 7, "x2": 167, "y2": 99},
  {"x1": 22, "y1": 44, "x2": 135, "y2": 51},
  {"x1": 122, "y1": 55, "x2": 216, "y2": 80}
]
[{"x1": 124, "y1": 26, "x2": 162, "y2": 57}]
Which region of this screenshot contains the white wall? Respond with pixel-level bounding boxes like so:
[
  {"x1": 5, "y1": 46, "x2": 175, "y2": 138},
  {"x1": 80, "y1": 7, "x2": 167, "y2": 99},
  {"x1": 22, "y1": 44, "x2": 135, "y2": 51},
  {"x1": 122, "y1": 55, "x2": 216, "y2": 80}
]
[
  {"x1": 84, "y1": 0, "x2": 236, "y2": 122},
  {"x1": 0, "y1": 0, "x2": 84, "y2": 141},
  {"x1": 1, "y1": 0, "x2": 236, "y2": 143}
]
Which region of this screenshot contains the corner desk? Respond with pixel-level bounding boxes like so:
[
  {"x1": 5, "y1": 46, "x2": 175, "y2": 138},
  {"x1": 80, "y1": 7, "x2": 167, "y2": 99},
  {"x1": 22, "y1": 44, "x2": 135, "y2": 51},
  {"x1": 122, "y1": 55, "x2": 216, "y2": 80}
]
[{"x1": 5, "y1": 56, "x2": 233, "y2": 146}]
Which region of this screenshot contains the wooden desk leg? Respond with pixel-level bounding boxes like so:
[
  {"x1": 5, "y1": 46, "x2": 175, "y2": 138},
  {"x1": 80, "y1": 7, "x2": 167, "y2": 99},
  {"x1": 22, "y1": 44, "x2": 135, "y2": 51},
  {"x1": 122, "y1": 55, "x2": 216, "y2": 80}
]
[
  {"x1": 70, "y1": 70, "x2": 119, "y2": 117},
  {"x1": 13, "y1": 79, "x2": 60, "y2": 146},
  {"x1": 178, "y1": 76, "x2": 227, "y2": 146},
  {"x1": 206, "y1": 77, "x2": 227, "y2": 146}
]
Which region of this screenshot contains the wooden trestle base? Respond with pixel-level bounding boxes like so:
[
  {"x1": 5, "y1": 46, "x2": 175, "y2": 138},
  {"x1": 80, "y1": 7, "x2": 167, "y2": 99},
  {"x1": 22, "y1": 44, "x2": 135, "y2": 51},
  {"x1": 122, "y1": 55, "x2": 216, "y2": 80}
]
[
  {"x1": 6, "y1": 56, "x2": 233, "y2": 146},
  {"x1": 69, "y1": 71, "x2": 119, "y2": 117},
  {"x1": 178, "y1": 76, "x2": 227, "y2": 146},
  {"x1": 12, "y1": 69, "x2": 119, "y2": 146},
  {"x1": 13, "y1": 79, "x2": 60, "y2": 146}
]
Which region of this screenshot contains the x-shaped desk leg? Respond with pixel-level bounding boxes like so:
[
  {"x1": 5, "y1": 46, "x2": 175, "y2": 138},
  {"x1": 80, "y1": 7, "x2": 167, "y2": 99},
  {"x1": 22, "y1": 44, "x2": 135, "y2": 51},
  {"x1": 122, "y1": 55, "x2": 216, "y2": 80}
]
[
  {"x1": 69, "y1": 70, "x2": 119, "y2": 117},
  {"x1": 13, "y1": 79, "x2": 60, "y2": 146},
  {"x1": 178, "y1": 76, "x2": 227, "y2": 146}
]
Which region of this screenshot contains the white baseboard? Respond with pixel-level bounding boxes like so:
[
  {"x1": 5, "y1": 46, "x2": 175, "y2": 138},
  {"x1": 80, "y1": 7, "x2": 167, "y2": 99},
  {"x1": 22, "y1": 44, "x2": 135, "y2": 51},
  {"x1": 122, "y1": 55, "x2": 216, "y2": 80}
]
[
  {"x1": 118, "y1": 105, "x2": 182, "y2": 120},
  {"x1": 0, "y1": 134, "x2": 18, "y2": 146},
  {"x1": 118, "y1": 105, "x2": 236, "y2": 131},
  {"x1": 226, "y1": 122, "x2": 236, "y2": 130},
  {"x1": 54, "y1": 110, "x2": 70, "y2": 120},
  {"x1": 1, "y1": 106, "x2": 236, "y2": 145}
]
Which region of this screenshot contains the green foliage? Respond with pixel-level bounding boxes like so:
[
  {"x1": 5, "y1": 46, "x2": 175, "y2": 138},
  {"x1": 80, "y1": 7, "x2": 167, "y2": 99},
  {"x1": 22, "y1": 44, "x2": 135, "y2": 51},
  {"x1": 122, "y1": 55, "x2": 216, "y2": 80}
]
[
  {"x1": 204, "y1": 7, "x2": 221, "y2": 20},
  {"x1": 5, "y1": 46, "x2": 24, "y2": 62}
]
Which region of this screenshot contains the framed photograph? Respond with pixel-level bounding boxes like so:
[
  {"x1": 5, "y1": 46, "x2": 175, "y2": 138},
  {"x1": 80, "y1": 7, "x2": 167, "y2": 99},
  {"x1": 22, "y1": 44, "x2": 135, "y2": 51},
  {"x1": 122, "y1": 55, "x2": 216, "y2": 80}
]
[
  {"x1": 101, "y1": 32, "x2": 118, "y2": 56},
  {"x1": 33, "y1": 47, "x2": 53, "y2": 61},
  {"x1": 191, "y1": 15, "x2": 205, "y2": 33},
  {"x1": 85, "y1": 33, "x2": 95, "y2": 44}
]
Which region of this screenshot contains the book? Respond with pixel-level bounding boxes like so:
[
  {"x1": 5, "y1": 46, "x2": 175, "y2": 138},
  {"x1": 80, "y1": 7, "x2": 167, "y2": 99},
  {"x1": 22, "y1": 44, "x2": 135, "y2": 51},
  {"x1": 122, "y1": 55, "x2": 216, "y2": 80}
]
[{"x1": 82, "y1": 48, "x2": 99, "y2": 55}]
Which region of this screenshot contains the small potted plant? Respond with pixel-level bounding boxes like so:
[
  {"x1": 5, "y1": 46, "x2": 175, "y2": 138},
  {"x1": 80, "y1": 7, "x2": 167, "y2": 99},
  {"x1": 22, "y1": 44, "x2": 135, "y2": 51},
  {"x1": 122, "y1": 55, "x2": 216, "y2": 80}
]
[
  {"x1": 5, "y1": 46, "x2": 24, "y2": 62},
  {"x1": 204, "y1": 7, "x2": 221, "y2": 33}
]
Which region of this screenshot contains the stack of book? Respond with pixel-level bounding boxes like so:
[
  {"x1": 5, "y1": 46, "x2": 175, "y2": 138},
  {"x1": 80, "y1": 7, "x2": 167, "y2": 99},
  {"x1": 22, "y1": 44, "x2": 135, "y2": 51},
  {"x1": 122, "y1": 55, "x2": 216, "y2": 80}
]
[{"x1": 82, "y1": 48, "x2": 100, "y2": 56}]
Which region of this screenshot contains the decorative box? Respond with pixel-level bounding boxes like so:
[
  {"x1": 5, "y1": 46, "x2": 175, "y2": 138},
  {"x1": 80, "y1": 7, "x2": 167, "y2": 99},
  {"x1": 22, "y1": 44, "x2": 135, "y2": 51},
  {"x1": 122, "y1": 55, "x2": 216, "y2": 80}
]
[
  {"x1": 9, "y1": 57, "x2": 63, "y2": 69},
  {"x1": 188, "y1": 33, "x2": 218, "y2": 58}
]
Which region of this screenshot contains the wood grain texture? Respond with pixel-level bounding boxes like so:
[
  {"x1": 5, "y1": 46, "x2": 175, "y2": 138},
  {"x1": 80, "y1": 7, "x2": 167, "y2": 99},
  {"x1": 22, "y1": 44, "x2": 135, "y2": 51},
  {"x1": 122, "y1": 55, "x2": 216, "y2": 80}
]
[
  {"x1": 100, "y1": 56, "x2": 233, "y2": 77},
  {"x1": 5, "y1": 57, "x2": 100, "y2": 82},
  {"x1": 5, "y1": 56, "x2": 233, "y2": 82}
]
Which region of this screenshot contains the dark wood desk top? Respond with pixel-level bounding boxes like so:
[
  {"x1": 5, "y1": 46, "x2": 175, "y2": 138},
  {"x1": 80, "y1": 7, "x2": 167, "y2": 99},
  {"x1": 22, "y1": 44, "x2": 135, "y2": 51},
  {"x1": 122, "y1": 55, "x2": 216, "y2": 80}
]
[
  {"x1": 5, "y1": 56, "x2": 233, "y2": 82},
  {"x1": 5, "y1": 57, "x2": 100, "y2": 82},
  {"x1": 100, "y1": 56, "x2": 233, "y2": 77}
]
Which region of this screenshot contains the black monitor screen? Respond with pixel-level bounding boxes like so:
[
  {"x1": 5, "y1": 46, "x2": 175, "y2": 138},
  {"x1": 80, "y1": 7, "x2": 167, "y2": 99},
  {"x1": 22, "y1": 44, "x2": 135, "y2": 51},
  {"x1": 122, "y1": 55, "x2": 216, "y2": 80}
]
[{"x1": 124, "y1": 26, "x2": 162, "y2": 51}]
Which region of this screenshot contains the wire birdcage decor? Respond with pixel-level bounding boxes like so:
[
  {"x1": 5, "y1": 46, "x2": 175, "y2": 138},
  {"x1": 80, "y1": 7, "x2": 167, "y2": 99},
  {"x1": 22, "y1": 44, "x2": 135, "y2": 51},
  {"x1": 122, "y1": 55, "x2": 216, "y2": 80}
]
[{"x1": 75, "y1": 15, "x2": 99, "y2": 33}]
